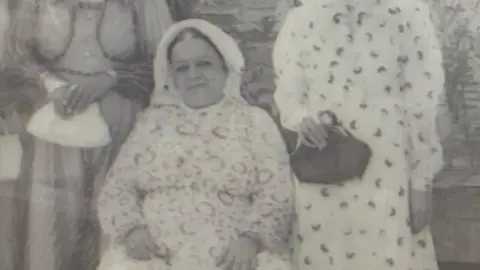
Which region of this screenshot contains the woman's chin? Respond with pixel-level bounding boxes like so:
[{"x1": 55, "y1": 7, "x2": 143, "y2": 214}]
[
  {"x1": 184, "y1": 100, "x2": 217, "y2": 109},
  {"x1": 183, "y1": 93, "x2": 224, "y2": 109}
]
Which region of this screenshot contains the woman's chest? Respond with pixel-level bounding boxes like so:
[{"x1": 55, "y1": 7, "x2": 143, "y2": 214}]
[
  {"x1": 36, "y1": 1, "x2": 137, "y2": 61},
  {"x1": 140, "y1": 112, "x2": 255, "y2": 187},
  {"x1": 300, "y1": 8, "x2": 404, "y2": 102},
  {"x1": 164, "y1": 119, "x2": 252, "y2": 169}
]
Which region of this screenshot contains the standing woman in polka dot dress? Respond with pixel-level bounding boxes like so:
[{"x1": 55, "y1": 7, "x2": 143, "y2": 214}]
[{"x1": 273, "y1": 0, "x2": 444, "y2": 270}]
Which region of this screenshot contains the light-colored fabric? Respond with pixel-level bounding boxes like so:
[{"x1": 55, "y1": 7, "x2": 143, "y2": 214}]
[
  {"x1": 41, "y1": 73, "x2": 69, "y2": 93},
  {"x1": 273, "y1": 0, "x2": 443, "y2": 270},
  {"x1": 98, "y1": 226, "x2": 291, "y2": 270},
  {"x1": 0, "y1": 134, "x2": 22, "y2": 181},
  {"x1": 26, "y1": 102, "x2": 112, "y2": 148},
  {"x1": 98, "y1": 247, "x2": 291, "y2": 270},
  {"x1": 98, "y1": 19, "x2": 294, "y2": 270},
  {"x1": 0, "y1": 114, "x2": 23, "y2": 182}
]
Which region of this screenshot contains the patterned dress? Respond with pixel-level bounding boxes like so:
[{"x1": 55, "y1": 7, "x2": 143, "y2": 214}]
[
  {"x1": 273, "y1": 1, "x2": 444, "y2": 270},
  {"x1": 98, "y1": 19, "x2": 294, "y2": 270}
]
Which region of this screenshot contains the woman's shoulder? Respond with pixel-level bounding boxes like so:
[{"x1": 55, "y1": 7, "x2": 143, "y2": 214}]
[
  {"x1": 250, "y1": 106, "x2": 275, "y2": 123},
  {"x1": 134, "y1": 104, "x2": 181, "y2": 131},
  {"x1": 281, "y1": 5, "x2": 313, "y2": 31},
  {"x1": 239, "y1": 105, "x2": 279, "y2": 134},
  {"x1": 144, "y1": 103, "x2": 183, "y2": 118}
]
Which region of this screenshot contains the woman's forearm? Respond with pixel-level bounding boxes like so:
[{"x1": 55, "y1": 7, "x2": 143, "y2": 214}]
[
  {"x1": 97, "y1": 180, "x2": 145, "y2": 241},
  {"x1": 112, "y1": 60, "x2": 154, "y2": 109}
]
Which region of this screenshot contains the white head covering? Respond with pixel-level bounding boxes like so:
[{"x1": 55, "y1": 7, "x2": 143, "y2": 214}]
[{"x1": 152, "y1": 19, "x2": 246, "y2": 109}]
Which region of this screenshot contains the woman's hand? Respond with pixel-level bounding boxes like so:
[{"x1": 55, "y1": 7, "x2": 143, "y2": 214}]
[
  {"x1": 217, "y1": 236, "x2": 260, "y2": 270},
  {"x1": 123, "y1": 226, "x2": 169, "y2": 261},
  {"x1": 48, "y1": 84, "x2": 76, "y2": 119},
  {"x1": 65, "y1": 71, "x2": 117, "y2": 115},
  {"x1": 409, "y1": 188, "x2": 434, "y2": 235},
  {"x1": 298, "y1": 116, "x2": 328, "y2": 149}
]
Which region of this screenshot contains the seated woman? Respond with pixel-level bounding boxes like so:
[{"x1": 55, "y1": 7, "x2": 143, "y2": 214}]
[{"x1": 97, "y1": 19, "x2": 294, "y2": 270}]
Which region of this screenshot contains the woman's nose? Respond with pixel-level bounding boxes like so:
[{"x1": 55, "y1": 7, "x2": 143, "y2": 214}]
[{"x1": 187, "y1": 66, "x2": 200, "y2": 79}]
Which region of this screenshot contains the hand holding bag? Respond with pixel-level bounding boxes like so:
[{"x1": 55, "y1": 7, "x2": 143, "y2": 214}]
[
  {"x1": 26, "y1": 72, "x2": 112, "y2": 148},
  {"x1": 278, "y1": 111, "x2": 372, "y2": 184},
  {"x1": 0, "y1": 113, "x2": 23, "y2": 182},
  {"x1": 26, "y1": 102, "x2": 112, "y2": 148}
]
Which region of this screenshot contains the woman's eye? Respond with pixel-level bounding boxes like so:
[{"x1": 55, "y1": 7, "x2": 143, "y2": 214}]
[
  {"x1": 197, "y1": 60, "x2": 212, "y2": 67},
  {"x1": 175, "y1": 65, "x2": 189, "y2": 72}
]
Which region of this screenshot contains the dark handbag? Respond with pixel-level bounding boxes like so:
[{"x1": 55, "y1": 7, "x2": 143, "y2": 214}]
[{"x1": 277, "y1": 112, "x2": 372, "y2": 184}]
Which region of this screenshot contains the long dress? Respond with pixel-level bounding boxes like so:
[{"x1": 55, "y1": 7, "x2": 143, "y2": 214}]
[
  {"x1": 0, "y1": 0, "x2": 174, "y2": 269},
  {"x1": 97, "y1": 19, "x2": 294, "y2": 270},
  {"x1": 273, "y1": 1, "x2": 444, "y2": 270}
]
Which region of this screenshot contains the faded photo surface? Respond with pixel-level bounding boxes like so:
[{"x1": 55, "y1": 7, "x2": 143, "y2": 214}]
[{"x1": 0, "y1": 0, "x2": 478, "y2": 270}]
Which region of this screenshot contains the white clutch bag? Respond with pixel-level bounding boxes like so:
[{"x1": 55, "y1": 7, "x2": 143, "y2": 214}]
[
  {"x1": 0, "y1": 114, "x2": 23, "y2": 182},
  {"x1": 26, "y1": 102, "x2": 112, "y2": 148}
]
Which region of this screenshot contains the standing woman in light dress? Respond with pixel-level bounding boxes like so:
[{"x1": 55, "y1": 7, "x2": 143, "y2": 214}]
[
  {"x1": 0, "y1": 0, "x2": 193, "y2": 269},
  {"x1": 273, "y1": 0, "x2": 444, "y2": 269},
  {"x1": 97, "y1": 19, "x2": 294, "y2": 270}
]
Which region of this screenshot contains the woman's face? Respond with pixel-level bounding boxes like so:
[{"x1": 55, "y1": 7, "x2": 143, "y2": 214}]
[{"x1": 170, "y1": 34, "x2": 227, "y2": 109}]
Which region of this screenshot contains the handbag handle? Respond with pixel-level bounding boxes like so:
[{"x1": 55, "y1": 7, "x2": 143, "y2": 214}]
[{"x1": 319, "y1": 110, "x2": 356, "y2": 138}]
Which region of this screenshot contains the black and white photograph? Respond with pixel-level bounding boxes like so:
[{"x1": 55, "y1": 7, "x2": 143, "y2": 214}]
[{"x1": 0, "y1": 0, "x2": 478, "y2": 270}]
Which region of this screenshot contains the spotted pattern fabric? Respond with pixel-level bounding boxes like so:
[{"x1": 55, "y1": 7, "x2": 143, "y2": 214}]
[
  {"x1": 273, "y1": 0, "x2": 444, "y2": 269},
  {"x1": 97, "y1": 98, "x2": 294, "y2": 267}
]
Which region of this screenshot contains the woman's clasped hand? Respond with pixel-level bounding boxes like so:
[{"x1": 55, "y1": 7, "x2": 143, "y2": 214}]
[
  {"x1": 123, "y1": 226, "x2": 170, "y2": 261},
  {"x1": 216, "y1": 236, "x2": 260, "y2": 270},
  {"x1": 49, "y1": 71, "x2": 117, "y2": 118}
]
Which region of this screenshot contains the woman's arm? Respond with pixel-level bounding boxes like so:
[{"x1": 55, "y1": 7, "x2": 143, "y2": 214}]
[
  {"x1": 5, "y1": 0, "x2": 50, "y2": 81},
  {"x1": 97, "y1": 124, "x2": 147, "y2": 242},
  {"x1": 272, "y1": 8, "x2": 308, "y2": 132},
  {"x1": 2, "y1": 0, "x2": 67, "y2": 111},
  {"x1": 242, "y1": 108, "x2": 295, "y2": 251},
  {"x1": 112, "y1": 60, "x2": 154, "y2": 109},
  {"x1": 399, "y1": 1, "x2": 445, "y2": 191},
  {"x1": 111, "y1": 0, "x2": 180, "y2": 109}
]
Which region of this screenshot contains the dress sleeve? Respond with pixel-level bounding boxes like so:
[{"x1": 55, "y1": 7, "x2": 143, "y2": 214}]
[
  {"x1": 112, "y1": 60, "x2": 154, "y2": 109},
  {"x1": 399, "y1": 2, "x2": 445, "y2": 191},
  {"x1": 97, "y1": 120, "x2": 149, "y2": 242},
  {"x1": 2, "y1": 0, "x2": 50, "y2": 112},
  {"x1": 110, "y1": 2, "x2": 158, "y2": 109},
  {"x1": 272, "y1": 8, "x2": 308, "y2": 132},
  {"x1": 242, "y1": 108, "x2": 295, "y2": 251}
]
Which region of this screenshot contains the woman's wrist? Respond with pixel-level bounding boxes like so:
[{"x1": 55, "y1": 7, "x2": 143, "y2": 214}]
[
  {"x1": 238, "y1": 231, "x2": 263, "y2": 252},
  {"x1": 39, "y1": 71, "x2": 68, "y2": 93}
]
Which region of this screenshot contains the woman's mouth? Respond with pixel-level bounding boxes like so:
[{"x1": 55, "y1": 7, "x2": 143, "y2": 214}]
[{"x1": 187, "y1": 83, "x2": 207, "y2": 90}]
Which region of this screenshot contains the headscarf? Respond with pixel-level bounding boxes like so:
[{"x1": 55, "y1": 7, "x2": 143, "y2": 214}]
[{"x1": 152, "y1": 19, "x2": 246, "y2": 109}]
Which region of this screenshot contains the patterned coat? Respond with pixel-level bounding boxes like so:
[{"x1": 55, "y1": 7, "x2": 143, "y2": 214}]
[{"x1": 97, "y1": 19, "x2": 294, "y2": 270}]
